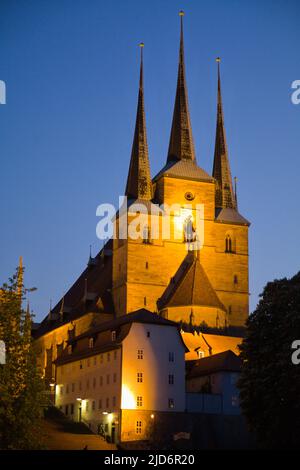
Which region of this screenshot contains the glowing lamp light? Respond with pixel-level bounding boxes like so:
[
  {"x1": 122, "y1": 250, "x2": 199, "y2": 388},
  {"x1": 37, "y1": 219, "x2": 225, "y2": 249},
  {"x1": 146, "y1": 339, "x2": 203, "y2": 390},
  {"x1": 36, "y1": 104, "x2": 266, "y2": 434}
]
[
  {"x1": 150, "y1": 414, "x2": 155, "y2": 419},
  {"x1": 121, "y1": 385, "x2": 136, "y2": 409}
]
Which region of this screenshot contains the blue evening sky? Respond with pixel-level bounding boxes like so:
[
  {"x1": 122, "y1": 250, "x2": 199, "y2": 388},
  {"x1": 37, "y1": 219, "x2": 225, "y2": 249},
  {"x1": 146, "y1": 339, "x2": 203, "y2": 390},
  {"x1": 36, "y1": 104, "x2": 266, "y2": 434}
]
[{"x1": 0, "y1": 0, "x2": 299, "y2": 322}]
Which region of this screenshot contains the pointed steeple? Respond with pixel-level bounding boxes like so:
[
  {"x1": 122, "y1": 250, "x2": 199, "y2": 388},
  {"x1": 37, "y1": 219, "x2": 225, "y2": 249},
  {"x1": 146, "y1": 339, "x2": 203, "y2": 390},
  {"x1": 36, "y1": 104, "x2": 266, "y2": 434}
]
[
  {"x1": 167, "y1": 11, "x2": 196, "y2": 163},
  {"x1": 212, "y1": 58, "x2": 236, "y2": 209},
  {"x1": 125, "y1": 43, "x2": 152, "y2": 200}
]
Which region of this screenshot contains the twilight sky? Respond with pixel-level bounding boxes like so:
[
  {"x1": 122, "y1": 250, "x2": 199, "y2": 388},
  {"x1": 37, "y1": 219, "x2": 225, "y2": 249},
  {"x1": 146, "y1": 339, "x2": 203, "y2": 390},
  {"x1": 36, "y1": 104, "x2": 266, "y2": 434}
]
[{"x1": 0, "y1": 0, "x2": 299, "y2": 322}]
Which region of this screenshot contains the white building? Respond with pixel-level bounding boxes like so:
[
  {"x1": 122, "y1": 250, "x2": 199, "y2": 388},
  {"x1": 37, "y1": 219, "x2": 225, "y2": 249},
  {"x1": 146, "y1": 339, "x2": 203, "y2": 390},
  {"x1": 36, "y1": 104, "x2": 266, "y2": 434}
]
[{"x1": 54, "y1": 309, "x2": 186, "y2": 442}]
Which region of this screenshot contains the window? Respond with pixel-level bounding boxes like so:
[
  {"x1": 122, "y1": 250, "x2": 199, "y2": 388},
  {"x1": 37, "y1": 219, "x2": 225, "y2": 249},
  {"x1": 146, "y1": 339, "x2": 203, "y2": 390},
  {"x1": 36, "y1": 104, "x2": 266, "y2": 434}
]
[
  {"x1": 111, "y1": 331, "x2": 116, "y2": 341},
  {"x1": 112, "y1": 396, "x2": 116, "y2": 407},
  {"x1": 70, "y1": 404, "x2": 74, "y2": 415},
  {"x1": 60, "y1": 386, "x2": 64, "y2": 396},
  {"x1": 137, "y1": 396, "x2": 143, "y2": 407},
  {"x1": 65, "y1": 404, "x2": 69, "y2": 415},
  {"x1": 71, "y1": 383, "x2": 75, "y2": 392},
  {"x1": 168, "y1": 398, "x2": 174, "y2": 409},
  {"x1": 137, "y1": 372, "x2": 143, "y2": 383},
  {"x1": 94, "y1": 356, "x2": 97, "y2": 366},
  {"x1": 143, "y1": 225, "x2": 151, "y2": 244},
  {"x1": 67, "y1": 345, "x2": 72, "y2": 355},
  {"x1": 113, "y1": 373, "x2": 117, "y2": 383},
  {"x1": 107, "y1": 352, "x2": 111, "y2": 362},
  {"x1": 106, "y1": 374, "x2": 110, "y2": 385},
  {"x1": 136, "y1": 421, "x2": 142, "y2": 434},
  {"x1": 87, "y1": 358, "x2": 90, "y2": 367},
  {"x1": 106, "y1": 398, "x2": 109, "y2": 409},
  {"x1": 168, "y1": 374, "x2": 174, "y2": 385},
  {"x1": 98, "y1": 399, "x2": 102, "y2": 410},
  {"x1": 100, "y1": 376, "x2": 103, "y2": 386},
  {"x1": 79, "y1": 361, "x2": 83, "y2": 370},
  {"x1": 147, "y1": 331, "x2": 150, "y2": 338},
  {"x1": 233, "y1": 275, "x2": 238, "y2": 285},
  {"x1": 228, "y1": 305, "x2": 232, "y2": 315},
  {"x1": 92, "y1": 400, "x2": 95, "y2": 411},
  {"x1": 137, "y1": 349, "x2": 143, "y2": 360},
  {"x1": 86, "y1": 401, "x2": 89, "y2": 412},
  {"x1": 197, "y1": 350, "x2": 205, "y2": 359},
  {"x1": 168, "y1": 352, "x2": 174, "y2": 362},
  {"x1": 86, "y1": 379, "x2": 90, "y2": 390},
  {"x1": 93, "y1": 377, "x2": 96, "y2": 389},
  {"x1": 144, "y1": 297, "x2": 147, "y2": 306},
  {"x1": 145, "y1": 261, "x2": 149, "y2": 269},
  {"x1": 225, "y1": 235, "x2": 234, "y2": 253},
  {"x1": 89, "y1": 338, "x2": 94, "y2": 348}
]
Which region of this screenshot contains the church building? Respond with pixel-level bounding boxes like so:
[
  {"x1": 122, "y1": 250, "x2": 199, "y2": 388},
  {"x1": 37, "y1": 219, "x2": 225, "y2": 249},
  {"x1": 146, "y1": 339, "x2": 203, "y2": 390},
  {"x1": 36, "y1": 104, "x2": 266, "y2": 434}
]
[{"x1": 33, "y1": 12, "x2": 250, "y2": 444}]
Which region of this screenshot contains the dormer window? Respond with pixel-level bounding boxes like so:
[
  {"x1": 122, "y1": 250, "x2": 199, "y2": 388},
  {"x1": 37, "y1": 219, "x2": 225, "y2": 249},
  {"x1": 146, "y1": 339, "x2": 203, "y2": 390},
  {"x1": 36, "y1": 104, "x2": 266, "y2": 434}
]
[
  {"x1": 89, "y1": 338, "x2": 94, "y2": 349},
  {"x1": 111, "y1": 331, "x2": 116, "y2": 341},
  {"x1": 67, "y1": 344, "x2": 72, "y2": 355}
]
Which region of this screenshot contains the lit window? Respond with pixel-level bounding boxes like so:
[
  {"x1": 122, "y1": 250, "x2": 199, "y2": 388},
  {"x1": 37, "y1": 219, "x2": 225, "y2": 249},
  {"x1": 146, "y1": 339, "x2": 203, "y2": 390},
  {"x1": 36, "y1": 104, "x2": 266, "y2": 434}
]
[
  {"x1": 168, "y1": 374, "x2": 174, "y2": 385},
  {"x1": 197, "y1": 350, "x2": 205, "y2": 359},
  {"x1": 111, "y1": 331, "x2": 116, "y2": 341},
  {"x1": 168, "y1": 398, "x2": 174, "y2": 409},
  {"x1": 137, "y1": 372, "x2": 143, "y2": 383},
  {"x1": 136, "y1": 421, "x2": 142, "y2": 434},
  {"x1": 137, "y1": 349, "x2": 143, "y2": 360},
  {"x1": 137, "y1": 396, "x2": 143, "y2": 407},
  {"x1": 89, "y1": 338, "x2": 94, "y2": 348},
  {"x1": 168, "y1": 352, "x2": 174, "y2": 362}
]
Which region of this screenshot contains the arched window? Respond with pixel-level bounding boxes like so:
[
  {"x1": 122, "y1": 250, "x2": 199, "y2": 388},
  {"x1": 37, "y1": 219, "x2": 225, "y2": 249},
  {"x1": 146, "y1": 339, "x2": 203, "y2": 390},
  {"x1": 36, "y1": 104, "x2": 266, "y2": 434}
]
[
  {"x1": 225, "y1": 234, "x2": 233, "y2": 253},
  {"x1": 183, "y1": 216, "x2": 196, "y2": 243}
]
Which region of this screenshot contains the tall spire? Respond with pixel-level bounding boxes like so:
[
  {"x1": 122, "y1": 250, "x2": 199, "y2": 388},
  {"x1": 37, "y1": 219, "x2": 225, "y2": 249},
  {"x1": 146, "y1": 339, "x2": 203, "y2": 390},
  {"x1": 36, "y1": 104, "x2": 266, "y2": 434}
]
[
  {"x1": 125, "y1": 43, "x2": 152, "y2": 200},
  {"x1": 212, "y1": 58, "x2": 236, "y2": 209},
  {"x1": 167, "y1": 11, "x2": 196, "y2": 163}
]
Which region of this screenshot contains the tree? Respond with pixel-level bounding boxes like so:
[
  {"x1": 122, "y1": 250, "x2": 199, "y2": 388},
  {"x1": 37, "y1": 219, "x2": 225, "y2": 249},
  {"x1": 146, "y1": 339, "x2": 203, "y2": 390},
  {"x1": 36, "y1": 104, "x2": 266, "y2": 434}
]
[
  {"x1": 0, "y1": 262, "x2": 45, "y2": 449},
  {"x1": 238, "y1": 272, "x2": 300, "y2": 449}
]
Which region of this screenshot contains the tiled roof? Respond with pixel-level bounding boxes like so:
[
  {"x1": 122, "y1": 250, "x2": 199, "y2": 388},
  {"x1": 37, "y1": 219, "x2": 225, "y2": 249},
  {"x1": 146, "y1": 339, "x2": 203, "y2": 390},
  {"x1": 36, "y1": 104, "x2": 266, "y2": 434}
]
[
  {"x1": 182, "y1": 331, "x2": 242, "y2": 360},
  {"x1": 158, "y1": 253, "x2": 225, "y2": 311},
  {"x1": 187, "y1": 350, "x2": 242, "y2": 378},
  {"x1": 33, "y1": 240, "x2": 114, "y2": 339},
  {"x1": 215, "y1": 207, "x2": 250, "y2": 226},
  {"x1": 153, "y1": 159, "x2": 213, "y2": 183}
]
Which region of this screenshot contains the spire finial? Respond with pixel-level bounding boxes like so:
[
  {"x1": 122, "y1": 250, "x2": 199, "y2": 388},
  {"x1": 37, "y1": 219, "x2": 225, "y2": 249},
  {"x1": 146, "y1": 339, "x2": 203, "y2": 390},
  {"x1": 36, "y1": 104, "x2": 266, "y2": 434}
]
[
  {"x1": 125, "y1": 43, "x2": 152, "y2": 200},
  {"x1": 167, "y1": 10, "x2": 196, "y2": 163},
  {"x1": 212, "y1": 58, "x2": 236, "y2": 210}
]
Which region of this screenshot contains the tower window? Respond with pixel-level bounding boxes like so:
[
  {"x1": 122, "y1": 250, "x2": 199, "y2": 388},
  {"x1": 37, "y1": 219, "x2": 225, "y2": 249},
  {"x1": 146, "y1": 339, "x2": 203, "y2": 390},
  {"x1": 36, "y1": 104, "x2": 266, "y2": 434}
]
[
  {"x1": 145, "y1": 261, "x2": 149, "y2": 269},
  {"x1": 225, "y1": 235, "x2": 234, "y2": 253},
  {"x1": 234, "y1": 275, "x2": 238, "y2": 285},
  {"x1": 144, "y1": 297, "x2": 147, "y2": 306}
]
